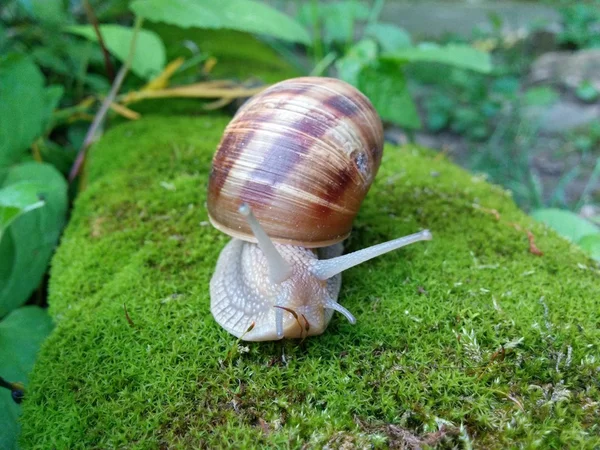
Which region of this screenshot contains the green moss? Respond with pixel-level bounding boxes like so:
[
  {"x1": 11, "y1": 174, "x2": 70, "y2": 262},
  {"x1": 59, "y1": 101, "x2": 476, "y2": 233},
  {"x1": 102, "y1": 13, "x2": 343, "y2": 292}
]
[{"x1": 21, "y1": 116, "x2": 600, "y2": 449}]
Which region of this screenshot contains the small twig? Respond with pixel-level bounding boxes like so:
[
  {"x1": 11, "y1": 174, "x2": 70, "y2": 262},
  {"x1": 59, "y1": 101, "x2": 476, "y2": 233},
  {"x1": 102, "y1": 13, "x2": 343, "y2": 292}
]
[
  {"x1": 202, "y1": 56, "x2": 217, "y2": 75},
  {"x1": 472, "y1": 203, "x2": 500, "y2": 221},
  {"x1": 511, "y1": 223, "x2": 544, "y2": 256},
  {"x1": 69, "y1": 17, "x2": 143, "y2": 183},
  {"x1": 141, "y1": 57, "x2": 185, "y2": 91},
  {"x1": 123, "y1": 303, "x2": 136, "y2": 328},
  {"x1": 526, "y1": 230, "x2": 543, "y2": 256},
  {"x1": 0, "y1": 376, "x2": 25, "y2": 404},
  {"x1": 31, "y1": 139, "x2": 43, "y2": 162},
  {"x1": 472, "y1": 203, "x2": 545, "y2": 256},
  {"x1": 202, "y1": 97, "x2": 234, "y2": 111},
  {"x1": 119, "y1": 84, "x2": 266, "y2": 104},
  {"x1": 107, "y1": 101, "x2": 140, "y2": 120},
  {"x1": 83, "y1": 0, "x2": 115, "y2": 81},
  {"x1": 0, "y1": 376, "x2": 12, "y2": 391}
]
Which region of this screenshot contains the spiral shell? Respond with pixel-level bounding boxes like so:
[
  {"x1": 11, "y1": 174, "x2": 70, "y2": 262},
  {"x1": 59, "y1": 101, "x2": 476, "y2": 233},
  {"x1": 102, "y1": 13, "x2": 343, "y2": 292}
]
[{"x1": 207, "y1": 77, "x2": 384, "y2": 248}]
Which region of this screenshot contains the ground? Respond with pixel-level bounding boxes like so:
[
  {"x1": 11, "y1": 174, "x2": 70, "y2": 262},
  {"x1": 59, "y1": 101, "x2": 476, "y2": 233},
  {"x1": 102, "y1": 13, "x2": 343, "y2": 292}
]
[{"x1": 20, "y1": 114, "x2": 600, "y2": 449}]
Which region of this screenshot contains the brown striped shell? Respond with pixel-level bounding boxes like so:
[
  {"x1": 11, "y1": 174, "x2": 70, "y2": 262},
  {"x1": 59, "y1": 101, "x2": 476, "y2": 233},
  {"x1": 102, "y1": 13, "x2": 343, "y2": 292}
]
[{"x1": 207, "y1": 77, "x2": 384, "y2": 248}]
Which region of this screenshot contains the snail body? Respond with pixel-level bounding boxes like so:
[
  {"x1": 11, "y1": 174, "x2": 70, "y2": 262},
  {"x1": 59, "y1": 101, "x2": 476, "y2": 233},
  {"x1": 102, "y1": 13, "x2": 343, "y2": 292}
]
[{"x1": 208, "y1": 77, "x2": 432, "y2": 341}]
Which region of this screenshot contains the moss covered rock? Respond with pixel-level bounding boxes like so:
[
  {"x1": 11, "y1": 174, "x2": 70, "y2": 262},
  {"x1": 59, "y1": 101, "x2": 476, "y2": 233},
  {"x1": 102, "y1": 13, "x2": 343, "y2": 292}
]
[{"x1": 21, "y1": 115, "x2": 599, "y2": 448}]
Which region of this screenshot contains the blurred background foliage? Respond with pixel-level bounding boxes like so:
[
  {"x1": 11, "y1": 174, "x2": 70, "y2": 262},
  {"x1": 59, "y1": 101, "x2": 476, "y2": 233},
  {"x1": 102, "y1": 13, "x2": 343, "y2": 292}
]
[{"x1": 0, "y1": 0, "x2": 599, "y2": 447}]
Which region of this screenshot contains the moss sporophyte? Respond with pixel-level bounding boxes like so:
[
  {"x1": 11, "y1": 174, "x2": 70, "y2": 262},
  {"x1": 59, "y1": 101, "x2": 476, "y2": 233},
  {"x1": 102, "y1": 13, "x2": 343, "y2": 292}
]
[{"x1": 20, "y1": 115, "x2": 600, "y2": 449}]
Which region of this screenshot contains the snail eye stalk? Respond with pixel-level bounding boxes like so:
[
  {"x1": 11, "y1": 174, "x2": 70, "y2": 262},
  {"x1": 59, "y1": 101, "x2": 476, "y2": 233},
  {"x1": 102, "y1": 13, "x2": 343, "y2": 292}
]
[
  {"x1": 239, "y1": 203, "x2": 292, "y2": 284},
  {"x1": 310, "y1": 230, "x2": 433, "y2": 280}
]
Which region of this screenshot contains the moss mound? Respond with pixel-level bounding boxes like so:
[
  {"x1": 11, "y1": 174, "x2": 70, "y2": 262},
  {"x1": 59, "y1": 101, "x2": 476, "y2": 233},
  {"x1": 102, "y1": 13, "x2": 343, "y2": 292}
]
[{"x1": 21, "y1": 116, "x2": 600, "y2": 448}]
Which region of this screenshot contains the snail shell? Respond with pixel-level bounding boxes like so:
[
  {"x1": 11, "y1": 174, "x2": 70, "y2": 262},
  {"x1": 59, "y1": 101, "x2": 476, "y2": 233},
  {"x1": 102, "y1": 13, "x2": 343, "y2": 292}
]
[
  {"x1": 207, "y1": 77, "x2": 432, "y2": 341},
  {"x1": 207, "y1": 77, "x2": 384, "y2": 248}
]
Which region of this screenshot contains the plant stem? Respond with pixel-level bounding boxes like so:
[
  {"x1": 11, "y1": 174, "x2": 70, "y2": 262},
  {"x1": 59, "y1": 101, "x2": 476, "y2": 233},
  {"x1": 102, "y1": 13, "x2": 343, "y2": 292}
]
[
  {"x1": 576, "y1": 157, "x2": 600, "y2": 210},
  {"x1": 309, "y1": 51, "x2": 337, "y2": 77},
  {"x1": 83, "y1": 0, "x2": 115, "y2": 81},
  {"x1": 69, "y1": 17, "x2": 143, "y2": 183},
  {"x1": 310, "y1": 0, "x2": 323, "y2": 65},
  {"x1": 368, "y1": 0, "x2": 386, "y2": 25}
]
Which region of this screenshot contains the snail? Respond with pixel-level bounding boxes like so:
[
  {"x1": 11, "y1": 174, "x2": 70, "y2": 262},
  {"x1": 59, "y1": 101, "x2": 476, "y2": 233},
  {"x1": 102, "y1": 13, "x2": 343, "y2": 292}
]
[{"x1": 207, "y1": 77, "x2": 432, "y2": 341}]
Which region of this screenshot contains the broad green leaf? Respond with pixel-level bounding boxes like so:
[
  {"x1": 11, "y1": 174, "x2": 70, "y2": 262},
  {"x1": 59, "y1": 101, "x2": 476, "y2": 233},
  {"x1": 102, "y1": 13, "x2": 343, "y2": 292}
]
[
  {"x1": 365, "y1": 23, "x2": 412, "y2": 52},
  {"x1": 148, "y1": 26, "x2": 301, "y2": 84},
  {"x1": 38, "y1": 139, "x2": 78, "y2": 176},
  {"x1": 130, "y1": 0, "x2": 310, "y2": 45},
  {"x1": 321, "y1": 1, "x2": 370, "y2": 46},
  {"x1": 17, "y1": 0, "x2": 67, "y2": 24},
  {"x1": 298, "y1": 1, "x2": 369, "y2": 48},
  {"x1": 577, "y1": 234, "x2": 600, "y2": 261},
  {"x1": 335, "y1": 39, "x2": 378, "y2": 86},
  {"x1": 0, "y1": 306, "x2": 53, "y2": 450},
  {"x1": 358, "y1": 60, "x2": 421, "y2": 129},
  {"x1": 31, "y1": 47, "x2": 72, "y2": 76},
  {"x1": 66, "y1": 25, "x2": 166, "y2": 80},
  {"x1": 531, "y1": 208, "x2": 600, "y2": 244},
  {"x1": 0, "y1": 183, "x2": 45, "y2": 239},
  {"x1": 382, "y1": 43, "x2": 492, "y2": 73},
  {"x1": 0, "y1": 163, "x2": 67, "y2": 317},
  {"x1": 0, "y1": 55, "x2": 46, "y2": 167}
]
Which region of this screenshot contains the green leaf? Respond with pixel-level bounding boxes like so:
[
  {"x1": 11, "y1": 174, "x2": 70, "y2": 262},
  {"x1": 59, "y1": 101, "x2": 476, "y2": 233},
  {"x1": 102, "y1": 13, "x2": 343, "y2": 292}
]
[
  {"x1": 0, "y1": 55, "x2": 46, "y2": 167},
  {"x1": 531, "y1": 208, "x2": 600, "y2": 243},
  {"x1": 148, "y1": 26, "x2": 301, "y2": 85},
  {"x1": 17, "y1": 0, "x2": 67, "y2": 24},
  {"x1": 524, "y1": 86, "x2": 559, "y2": 106},
  {"x1": 66, "y1": 25, "x2": 166, "y2": 80},
  {"x1": 0, "y1": 306, "x2": 53, "y2": 450},
  {"x1": 427, "y1": 110, "x2": 450, "y2": 132},
  {"x1": 42, "y1": 85, "x2": 64, "y2": 133},
  {"x1": 38, "y1": 139, "x2": 78, "y2": 176},
  {"x1": 577, "y1": 234, "x2": 600, "y2": 260},
  {"x1": 0, "y1": 163, "x2": 67, "y2": 317},
  {"x1": 491, "y1": 76, "x2": 521, "y2": 97},
  {"x1": 335, "y1": 39, "x2": 378, "y2": 86},
  {"x1": 0, "y1": 182, "x2": 45, "y2": 239},
  {"x1": 31, "y1": 47, "x2": 72, "y2": 77},
  {"x1": 358, "y1": 60, "x2": 421, "y2": 129},
  {"x1": 321, "y1": 1, "x2": 370, "y2": 46},
  {"x1": 364, "y1": 22, "x2": 412, "y2": 52},
  {"x1": 382, "y1": 43, "x2": 492, "y2": 73},
  {"x1": 130, "y1": 0, "x2": 310, "y2": 45}
]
